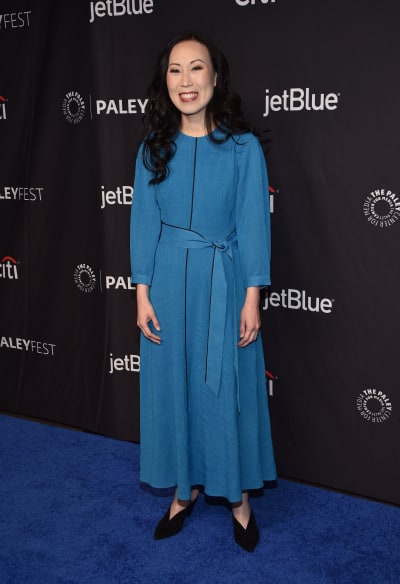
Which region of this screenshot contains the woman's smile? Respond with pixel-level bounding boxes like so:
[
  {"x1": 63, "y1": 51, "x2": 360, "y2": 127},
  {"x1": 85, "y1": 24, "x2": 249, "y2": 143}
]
[{"x1": 179, "y1": 92, "x2": 199, "y2": 102}]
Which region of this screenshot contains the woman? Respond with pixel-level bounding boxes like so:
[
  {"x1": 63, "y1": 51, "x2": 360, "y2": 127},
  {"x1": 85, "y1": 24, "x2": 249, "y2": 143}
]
[{"x1": 130, "y1": 32, "x2": 276, "y2": 552}]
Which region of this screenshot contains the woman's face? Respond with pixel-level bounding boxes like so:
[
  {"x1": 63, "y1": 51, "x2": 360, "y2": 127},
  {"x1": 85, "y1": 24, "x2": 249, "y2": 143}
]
[{"x1": 166, "y1": 40, "x2": 217, "y2": 127}]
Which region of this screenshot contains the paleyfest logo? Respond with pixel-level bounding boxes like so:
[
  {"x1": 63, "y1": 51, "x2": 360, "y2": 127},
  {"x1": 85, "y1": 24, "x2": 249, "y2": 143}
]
[
  {"x1": 89, "y1": 0, "x2": 155, "y2": 23},
  {"x1": 0, "y1": 11, "x2": 31, "y2": 29},
  {"x1": 1, "y1": 186, "x2": 44, "y2": 202},
  {"x1": 357, "y1": 389, "x2": 392, "y2": 423},
  {"x1": 0, "y1": 336, "x2": 56, "y2": 356},
  {"x1": 363, "y1": 188, "x2": 400, "y2": 228}
]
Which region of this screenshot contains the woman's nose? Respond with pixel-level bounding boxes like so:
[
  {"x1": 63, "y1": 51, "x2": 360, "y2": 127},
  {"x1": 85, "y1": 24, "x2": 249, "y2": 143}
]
[{"x1": 181, "y1": 70, "x2": 192, "y2": 86}]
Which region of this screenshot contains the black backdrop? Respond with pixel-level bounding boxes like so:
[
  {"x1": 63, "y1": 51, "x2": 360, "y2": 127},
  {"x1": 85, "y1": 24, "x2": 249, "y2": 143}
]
[{"x1": 1, "y1": 0, "x2": 399, "y2": 505}]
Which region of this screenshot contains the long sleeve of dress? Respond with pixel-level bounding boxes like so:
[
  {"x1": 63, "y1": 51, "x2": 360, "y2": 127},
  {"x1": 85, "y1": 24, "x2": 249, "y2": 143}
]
[
  {"x1": 130, "y1": 145, "x2": 161, "y2": 285},
  {"x1": 235, "y1": 134, "x2": 271, "y2": 288}
]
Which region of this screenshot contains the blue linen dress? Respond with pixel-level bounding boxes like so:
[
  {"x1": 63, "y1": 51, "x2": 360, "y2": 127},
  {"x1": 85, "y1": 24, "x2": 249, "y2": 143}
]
[{"x1": 130, "y1": 130, "x2": 276, "y2": 502}]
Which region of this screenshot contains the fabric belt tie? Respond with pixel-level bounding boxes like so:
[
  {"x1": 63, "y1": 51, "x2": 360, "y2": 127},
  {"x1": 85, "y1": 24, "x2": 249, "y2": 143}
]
[{"x1": 160, "y1": 222, "x2": 240, "y2": 410}]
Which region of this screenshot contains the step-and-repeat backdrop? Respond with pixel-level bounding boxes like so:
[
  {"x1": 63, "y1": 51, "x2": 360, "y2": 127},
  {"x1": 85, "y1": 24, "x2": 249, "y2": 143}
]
[{"x1": 1, "y1": 1, "x2": 399, "y2": 505}]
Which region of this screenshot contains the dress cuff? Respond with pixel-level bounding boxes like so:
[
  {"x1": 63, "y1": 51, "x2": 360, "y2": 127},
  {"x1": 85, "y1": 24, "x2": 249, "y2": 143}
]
[
  {"x1": 131, "y1": 273, "x2": 152, "y2": 286},
  {"x1": 244, "y1": 275, "x2": 271, "y2": 288}
]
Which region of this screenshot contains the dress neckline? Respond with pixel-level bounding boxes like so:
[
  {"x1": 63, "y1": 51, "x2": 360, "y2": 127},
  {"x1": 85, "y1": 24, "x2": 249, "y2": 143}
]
[
  {"x1": 178, "y1": 127, "x2": 223, "y2": 140},
  {"x1": 178, "y1": 130, "x2": 211, "y2": 139}
]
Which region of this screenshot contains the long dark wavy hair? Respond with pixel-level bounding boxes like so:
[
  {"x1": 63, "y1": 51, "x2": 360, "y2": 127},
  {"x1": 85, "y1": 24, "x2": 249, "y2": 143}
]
[{"x1": 142, "y1": 31, "x2": 253, "y2": 184}]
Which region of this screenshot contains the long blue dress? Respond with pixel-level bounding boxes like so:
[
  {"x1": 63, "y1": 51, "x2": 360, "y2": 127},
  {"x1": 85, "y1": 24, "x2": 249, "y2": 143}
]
[{"x1": 130, "y1": 130, "x2": 276, "y2": 502}]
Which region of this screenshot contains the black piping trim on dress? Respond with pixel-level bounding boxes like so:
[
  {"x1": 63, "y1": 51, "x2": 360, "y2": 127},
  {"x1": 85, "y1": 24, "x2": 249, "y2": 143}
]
[
  {"x1": 186, "y1": 138, "x2": 197, "y2": 409},
  {"x1": 204, "y1": 246, "x2": 216, "y2": 384},
  {"x1": 189, "y1": 138, "x2": 198, "y2": 229},
  {"x1": 184, "y1": 248, "x2": 189, "y2": 410}
]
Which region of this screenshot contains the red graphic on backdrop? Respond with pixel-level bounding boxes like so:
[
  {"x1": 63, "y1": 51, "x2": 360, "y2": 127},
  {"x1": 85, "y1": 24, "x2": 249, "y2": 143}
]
[
  {"x1": 269, "y1": 185, "x2": 279, "y2": 213},
  {"x1": 0, "y1": 256, "x2": 18, "y2": 279},
  {"x1": 265, "y1": 370, "x2": 278, "y2": 396},
  {"x1": 1, "y1": 255, "x2": 16, "y2": 263},
  {"x1": 0, "y1": 95, "x2": 6, "y2": 120}
]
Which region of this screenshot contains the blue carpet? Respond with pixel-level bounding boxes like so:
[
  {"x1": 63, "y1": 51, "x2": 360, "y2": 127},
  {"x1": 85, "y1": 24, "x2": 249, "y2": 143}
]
[{"x1": 0, "y1": 413, "x2": 399, "y2": 584}]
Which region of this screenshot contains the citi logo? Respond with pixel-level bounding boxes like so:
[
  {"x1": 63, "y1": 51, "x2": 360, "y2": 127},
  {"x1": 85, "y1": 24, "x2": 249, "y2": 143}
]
[
  {"x1": 90, "y1": 0, "x2": 154, "y2": 23},
  {"x1": 236, "y1": 0, "x2": 276, "y2": 5},
  {"x1": 269, "y1": 185, "x2": 279, "y2": 213},
  {"x1": 0, "y1": 256, "x2": 19, "y2": 280},
  {"x1": 266, "y1": 370, "x2": 277, "y2": 396},
  {"x1": 262, "y1": 288, "x2": 334, "y2": 314},
  {"x1": 263, "y1": 88, "x2": 340, "y2": 117},
  {"x1": 0, "y1": 96, "x2": 7, "y2": 120}
]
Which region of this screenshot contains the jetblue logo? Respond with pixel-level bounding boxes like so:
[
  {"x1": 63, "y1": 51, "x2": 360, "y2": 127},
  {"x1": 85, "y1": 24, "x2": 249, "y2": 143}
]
[
  {"x1": 90, "y1": 0, "x2": 154, "y2": 23},
  {"x1": 264, "y1": 88, "x2": 340, "y2": 117}
]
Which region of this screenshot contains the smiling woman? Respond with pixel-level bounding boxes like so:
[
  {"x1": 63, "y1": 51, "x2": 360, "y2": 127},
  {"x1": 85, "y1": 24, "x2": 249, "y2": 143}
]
[
  {"x1": 130, "y1": 31, "x2": 276, "y2": 552},
  {"x1": 166, "y1": 41, "x2": 217, "y2": 135}
]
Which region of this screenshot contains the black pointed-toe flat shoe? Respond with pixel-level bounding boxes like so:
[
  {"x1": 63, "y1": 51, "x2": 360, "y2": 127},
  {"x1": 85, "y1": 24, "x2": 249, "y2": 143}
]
[
  {"x1": 153, "y1": 497, "x2": 198, "y2": 540},
  {"x1": 232, "y1": 509, "x2": 260, "y2": 552}
]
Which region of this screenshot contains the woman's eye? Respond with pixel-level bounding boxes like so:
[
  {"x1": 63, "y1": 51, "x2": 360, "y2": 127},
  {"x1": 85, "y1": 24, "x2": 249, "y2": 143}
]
[
  {"x1": 169, "y1": 68, "x2": 180, "y2": 74},
  {"x1": 192, "y1": 65, "x2": 203, "y2": 71}
]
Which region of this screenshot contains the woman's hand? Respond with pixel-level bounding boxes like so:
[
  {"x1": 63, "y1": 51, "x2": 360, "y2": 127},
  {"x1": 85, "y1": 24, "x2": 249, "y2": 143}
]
[
  {"x1": 136, "y1": 284, "x2": 162, "y2": 344},
  {"x1": 237, "y1": 287, "x2": 261, "y2": 348}
]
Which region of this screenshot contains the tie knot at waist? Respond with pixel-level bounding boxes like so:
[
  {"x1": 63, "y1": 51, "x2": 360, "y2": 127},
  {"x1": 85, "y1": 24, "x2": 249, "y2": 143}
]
[
  {"x1": 160, "y1": 222, "x2": 240, "y2": 410},
  {"x1": 212, "y1": 241, "x2": 229, "y2": 252},
  {"x1": 160, "y1": 223, "x2": 237, "y2": 255}
]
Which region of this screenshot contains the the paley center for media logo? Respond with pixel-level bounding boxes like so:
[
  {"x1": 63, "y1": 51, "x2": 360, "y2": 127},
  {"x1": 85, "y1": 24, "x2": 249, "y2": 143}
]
[
  {"x1": 62, "y1": 91, "x2": 86, "y2": 124},
  {"x1": 62, "y1": 91, "x2": 148, "y2": 123},
  {"x1": 74, "y1": 263, "x2": 135, "y2": 293},
  {"x1": 363, "y1": 188, "x2": 400, "y2": 228},
  {"x1": 356, "y1": 389, "x2": 392, "y2": 423}
]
